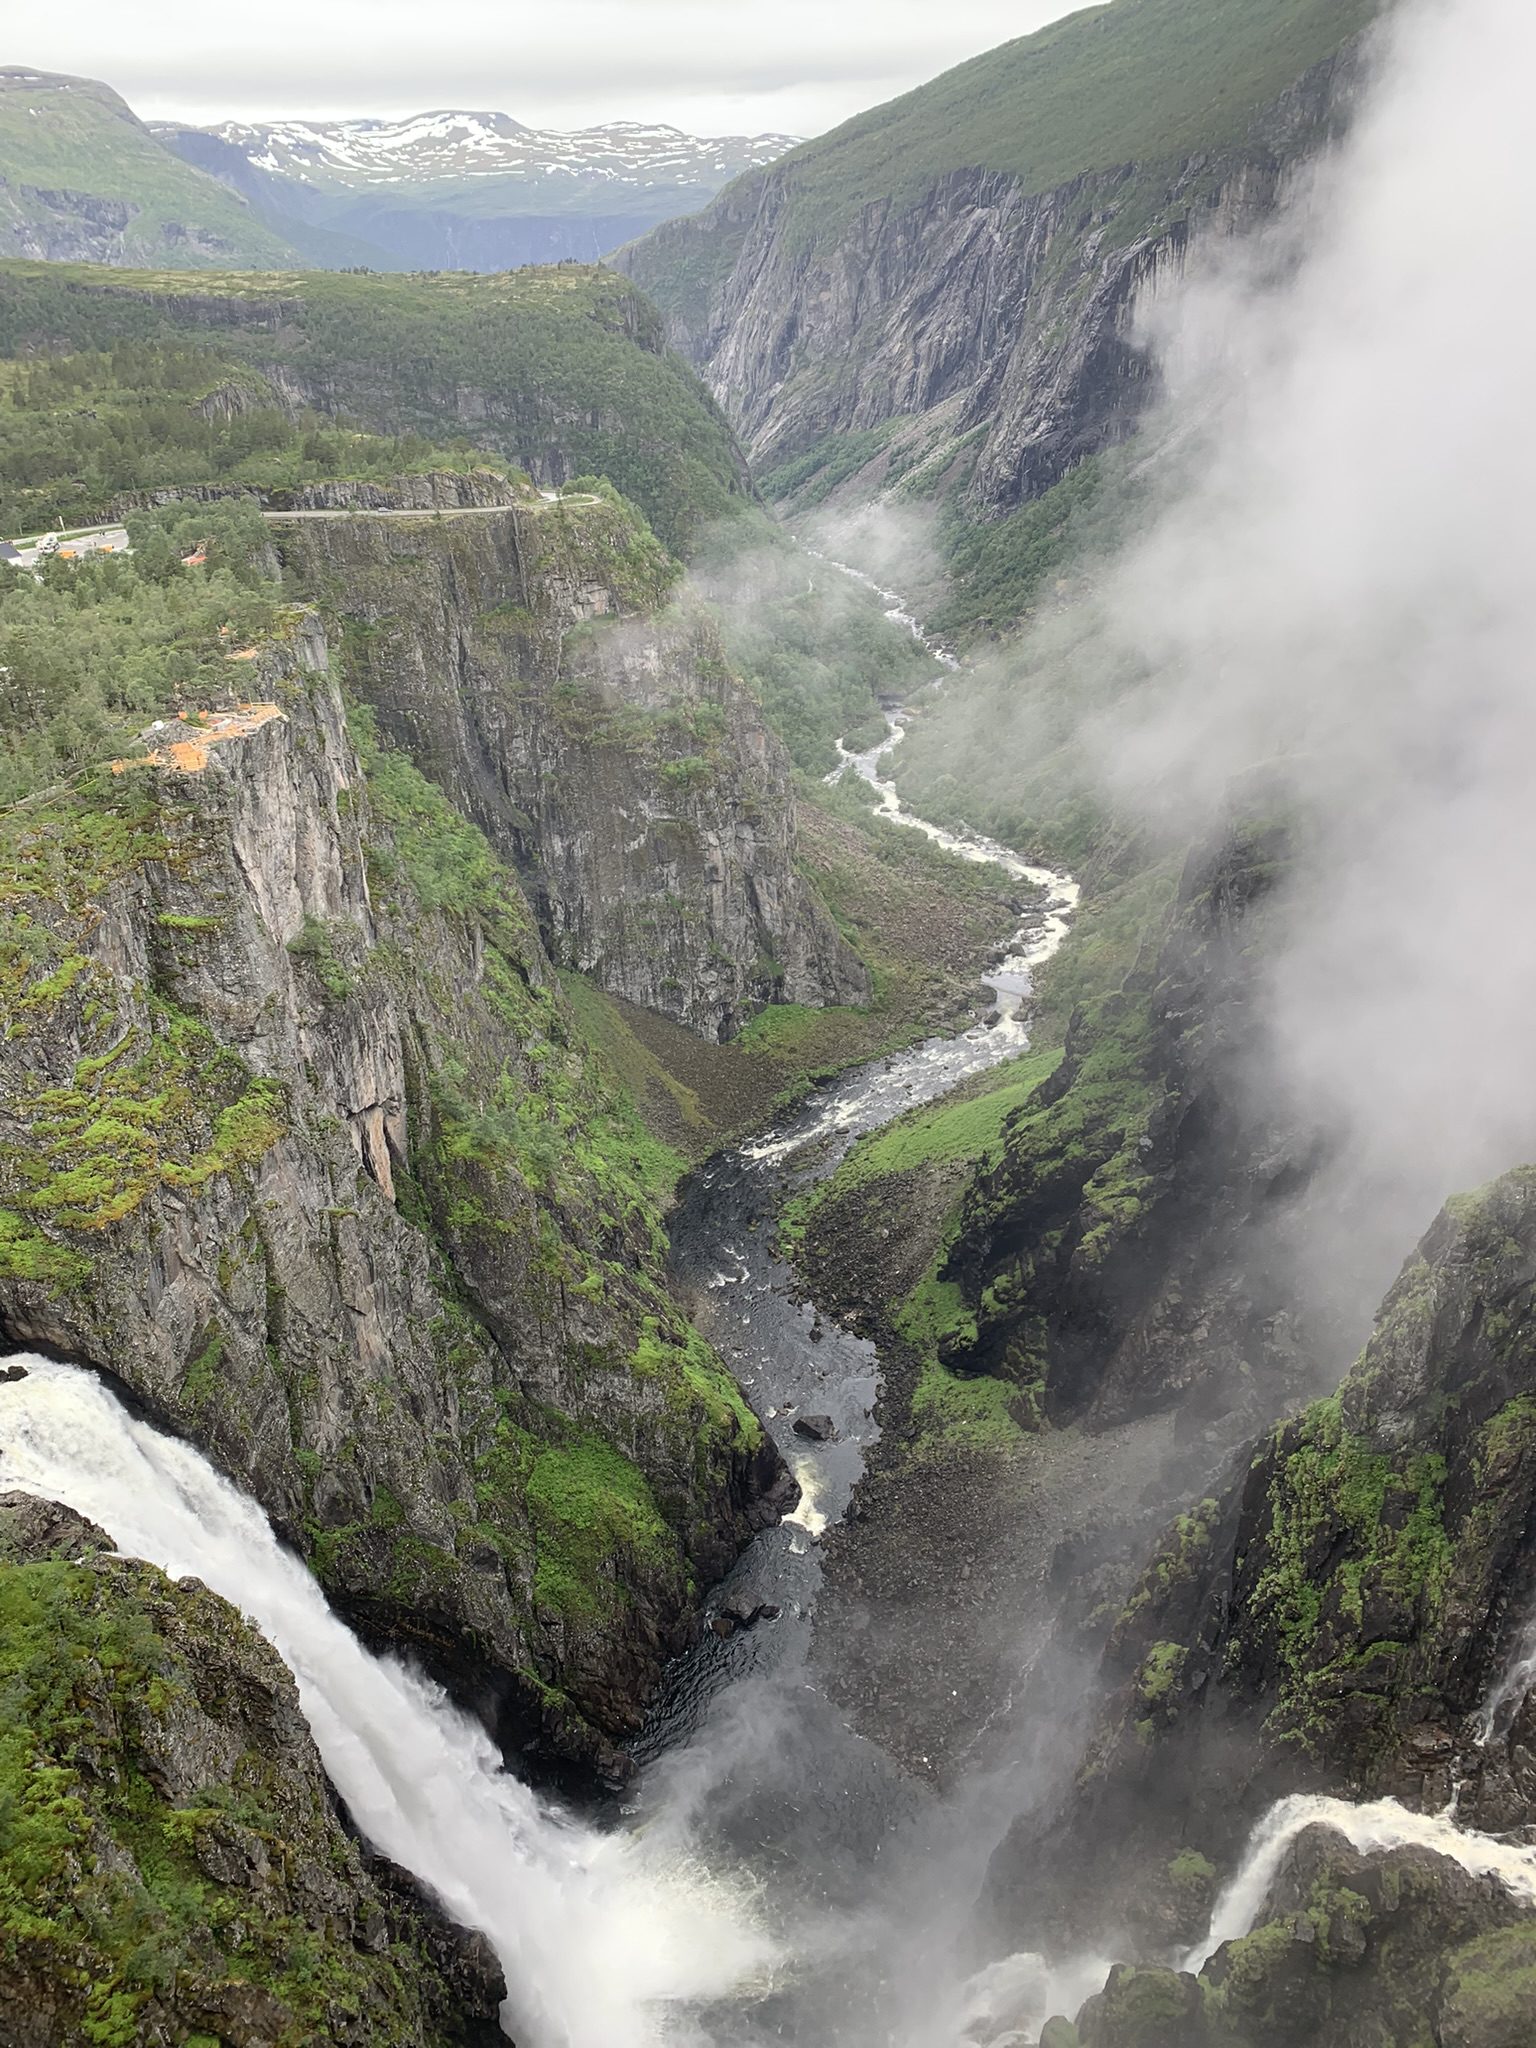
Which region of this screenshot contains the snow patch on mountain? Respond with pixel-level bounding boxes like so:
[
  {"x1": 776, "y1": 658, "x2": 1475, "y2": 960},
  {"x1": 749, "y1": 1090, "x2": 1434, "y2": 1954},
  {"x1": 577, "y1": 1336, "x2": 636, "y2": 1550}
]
[{"x1": 184, "y1": 109, "x2": 799, "y2": 193}]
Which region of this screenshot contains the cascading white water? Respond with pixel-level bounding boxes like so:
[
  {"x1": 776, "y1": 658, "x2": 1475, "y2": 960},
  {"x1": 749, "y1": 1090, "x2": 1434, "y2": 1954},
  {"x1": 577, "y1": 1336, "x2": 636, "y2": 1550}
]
[
  {"x1": 0, "y1": 1355, "x2": 769, "y2": 2048},
  {"x1": 1183, "y1": 1791, "x2": 1536, "y2": 1975},
  {"x1": 1476, "y1": 1616, "x2": 1536, "y2": 1747},
  {"x1": 829, "y1": 713, "x2": 1079, "y2": 990}
]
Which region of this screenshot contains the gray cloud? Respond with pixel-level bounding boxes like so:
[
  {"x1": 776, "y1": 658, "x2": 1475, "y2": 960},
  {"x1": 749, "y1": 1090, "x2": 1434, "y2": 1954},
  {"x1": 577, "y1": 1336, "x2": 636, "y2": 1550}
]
[{"x1": 14, "y1": 0, "x2": 1074, "y2": 135}]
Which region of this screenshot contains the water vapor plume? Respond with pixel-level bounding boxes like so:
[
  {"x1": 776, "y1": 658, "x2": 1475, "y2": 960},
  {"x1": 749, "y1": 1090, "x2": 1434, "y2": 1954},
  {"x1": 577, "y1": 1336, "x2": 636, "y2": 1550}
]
[{"x1": 1068, "y1": 0, "x2": 1536, "y2": 1338}]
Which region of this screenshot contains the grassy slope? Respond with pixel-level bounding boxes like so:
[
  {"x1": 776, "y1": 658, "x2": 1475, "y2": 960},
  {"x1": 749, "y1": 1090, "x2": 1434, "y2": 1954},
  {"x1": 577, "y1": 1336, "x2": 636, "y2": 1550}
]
[
  {"x1": 0, "y1": 261, "x2": 745, "y2": 553},
  {"x1": 556, "y1": 789, "x2": 1024, "y2": 1150},
  {"x1": 767, "y1": 0, "x2": 1377, "y2": 248},
  {"x1": 783, "y1": 1044, "x2": 1065, "y2": 1459},
  {"x1": 626, "y1": 0, "x2": 1377, "y2": 321},
  {"x1": 0, "y1": 72, "x2": 297, "y2": 267}
]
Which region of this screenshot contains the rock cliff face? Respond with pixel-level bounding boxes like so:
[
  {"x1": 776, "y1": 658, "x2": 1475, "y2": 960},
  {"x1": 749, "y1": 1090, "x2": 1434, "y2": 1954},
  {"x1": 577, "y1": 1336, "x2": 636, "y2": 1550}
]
[
  {"x1": 277, "y1": 479, "x2": 867, "y2": 1040},
  {"x1": 986, "y1": 1165, "x2": 1536, "y2": 1965},
  {"x1": 1059, "y1": 1827, "x2": 1536, "y2": 2048},
  {"x1": 617, "y1": 52, "x2": 1358, "y2": 518},
  {"x1": 0, "y1": 622, "x2": 788, "y2": 1782},
  {"x1": 0, "y1": 1491, "x2": 504, "y2": 2047}
]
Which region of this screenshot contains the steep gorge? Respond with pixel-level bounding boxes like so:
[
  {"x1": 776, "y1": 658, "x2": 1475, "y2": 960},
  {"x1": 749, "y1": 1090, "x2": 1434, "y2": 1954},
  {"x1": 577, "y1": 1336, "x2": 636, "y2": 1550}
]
[
  {"x1": 617, "y1": 0, "x2": 1371, "y2": 523},
  {"x1": 0, "y1": 613, "x2": 785, "y2": 1786},
  {"x1": 275, "y1": 477, "x2": 865, "y2": 1040}
]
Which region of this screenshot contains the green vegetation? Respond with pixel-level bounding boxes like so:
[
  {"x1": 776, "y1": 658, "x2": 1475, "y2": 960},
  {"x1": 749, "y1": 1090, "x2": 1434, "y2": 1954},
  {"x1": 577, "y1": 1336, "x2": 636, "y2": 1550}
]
[
  {"x1": 729, "y1": 0, "x2": 1375, "y2": 255},
  {"x1": 0, "y1": 339, "x2": 484, "y2": 536},
  {"x1": 782, "y1": 1045, "x2": 1065, "y2": 1458},
  {"x1": 0, "y1": 71, "x2": 297, "y2": 269},
  {"x1": 1116, "y1": 1498, "x2": 1222, "y2": 1635},
  {"x1": 1441, "y1": 1927, "x2": 1536, "y2": 2041},
  {"x1": 929, "y1": 452, "x2": 1145, "y2": 643},
  {"x1": 352, "y1": 705, "x2": 692, "y2": 1233},
  {"x1": 978, "y1": 987, "x2": 1164, "y2": 1268},
  {"x1": 757, "y1": 420, "x2": 914, "y2": 509},
  {"x1": 780, "y1": 1043, "x2": 1063, "y2": 1254},
  {"x1": 2, "y1": 989, "x2": 284, "y2": 1235},
  {"x1": 1134, "y1": 1638, "x2": 1187, "y2": 1715},
  {"x1": 694, "y1": 516, "x2": 936, "y2": 775},
  {"x1": 1236, "y1": 1392, "x2": 1453, "y2": 1754},
  {"x1": 888, "y1": 591, "x2": 1140, "y2": 866},
  {"x1": 522, "y1": 1431, "x2": 675, "y2": 1622},
  {"x1": 0, "y1": 497, "x2": 277, "y2": 803},
  {"x1": 0, "y1": 1552, "x2": 459, "y2": 2045},
  {"x1": 0, "y1": 262, "x2": 747, "y2": 552}
]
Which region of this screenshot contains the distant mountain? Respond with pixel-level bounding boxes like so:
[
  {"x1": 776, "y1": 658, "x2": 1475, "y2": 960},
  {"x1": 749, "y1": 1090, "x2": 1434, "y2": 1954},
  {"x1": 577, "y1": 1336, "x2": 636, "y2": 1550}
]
[
  {"x1": 617, "y1": 0, "x2": 1375, "y2": 540},
  {"x1": 0, "y1": 66, "x2": 799, "y2": 275},
  {"x1": 0, "y1": 68, "x2": 299, "y2": 268},
  {"x1": 153, "y1": 110, "x2": 801, "y2": 271}
]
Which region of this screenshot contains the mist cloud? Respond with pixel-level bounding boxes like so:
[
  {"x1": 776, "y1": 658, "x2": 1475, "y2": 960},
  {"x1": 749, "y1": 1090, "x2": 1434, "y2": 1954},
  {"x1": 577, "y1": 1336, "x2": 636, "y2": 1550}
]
[{"x1": 1078, "y1": 0, "x2": 1536, "y2": 1332}]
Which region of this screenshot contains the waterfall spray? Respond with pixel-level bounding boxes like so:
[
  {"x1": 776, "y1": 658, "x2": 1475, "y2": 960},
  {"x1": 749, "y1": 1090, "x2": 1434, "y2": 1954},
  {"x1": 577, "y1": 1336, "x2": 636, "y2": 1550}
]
[{"x1": 0, "y1": 1356, "x2": 769, "y2": 2048}]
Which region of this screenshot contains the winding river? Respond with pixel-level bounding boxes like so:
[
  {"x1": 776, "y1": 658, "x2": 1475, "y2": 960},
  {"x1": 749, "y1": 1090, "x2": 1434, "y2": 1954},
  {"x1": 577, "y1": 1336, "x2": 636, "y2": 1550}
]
[
  {"x1": 0, "y1": 570, "x2": 1086, "y2": 2046},
  {"x1": 9, "y1": 564, "x2": 1532, "y2": 2045}
]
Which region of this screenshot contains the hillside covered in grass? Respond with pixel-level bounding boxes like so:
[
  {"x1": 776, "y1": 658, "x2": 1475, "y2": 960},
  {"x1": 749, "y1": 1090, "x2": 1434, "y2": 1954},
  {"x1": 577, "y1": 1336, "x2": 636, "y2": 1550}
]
[{"x1": 0, "y1": 261, "x2": 749, "y2": 553}]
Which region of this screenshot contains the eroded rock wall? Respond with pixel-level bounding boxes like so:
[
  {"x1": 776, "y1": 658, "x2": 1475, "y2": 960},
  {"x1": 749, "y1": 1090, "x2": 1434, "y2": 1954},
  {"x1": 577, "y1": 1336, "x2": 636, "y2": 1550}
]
[
  {"x1": 278, "y1": 481, "x2": 867, "y2": 1039},
  {"x1": 618, "y1": 54, "x2": 1358, "y2": 517},
  {"x1": 0, "y1": 623, "x2": 787, "y2": 1780}
]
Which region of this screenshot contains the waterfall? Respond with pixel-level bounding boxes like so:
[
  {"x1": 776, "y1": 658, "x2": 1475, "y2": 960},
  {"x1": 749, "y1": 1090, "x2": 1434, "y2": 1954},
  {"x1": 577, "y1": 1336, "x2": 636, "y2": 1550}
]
[
  {"x1": 0, "y1": 1355, "x2": 769, "y2": 2048},
  {"x1": 1477, "y1": 1615, "x2": 1536, "y2": 1747},
  {"x1": 1183, "y1": 1791, "x2": 1536, "y2": 1975}
]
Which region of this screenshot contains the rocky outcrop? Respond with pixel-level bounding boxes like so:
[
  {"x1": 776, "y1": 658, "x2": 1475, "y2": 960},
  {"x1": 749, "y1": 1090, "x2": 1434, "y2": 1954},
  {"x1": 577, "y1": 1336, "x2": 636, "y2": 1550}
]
[
  {"x1": 0, "y1": 1491, "x2": 505, "y2": 2047},
  {"x1": 984, "y1": 1165, "x2": 1536, "y2": 1964},
  {"x1": 618, "y1": 49, "x2": 1360, "y2": 519},
  {"x1": 1053, "y1": 1829, "x2": 1536, "y2": 2048},
  {"x1": 0, "y1": 621, "x2": 788, "y2": 1781},
  {"x1": 277, "y1": 478, "x2": 868, "y2": 1040}
]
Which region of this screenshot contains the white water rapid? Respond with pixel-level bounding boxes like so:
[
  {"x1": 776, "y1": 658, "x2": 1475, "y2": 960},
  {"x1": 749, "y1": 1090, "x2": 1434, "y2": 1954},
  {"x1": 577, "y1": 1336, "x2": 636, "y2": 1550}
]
[
  {"x1": 0, "y1": 1354, "x2": 770, "y2": 2048},
  {"x1": 1184, "y1": 1791, "x2": 1536, "y2": 1976},
  {"x1": 830, "y1": 713, "x2": 1079, "y2": 997},
  {"x1": 811, "y1": 546, "x2": 1078, "y2": 1012}
]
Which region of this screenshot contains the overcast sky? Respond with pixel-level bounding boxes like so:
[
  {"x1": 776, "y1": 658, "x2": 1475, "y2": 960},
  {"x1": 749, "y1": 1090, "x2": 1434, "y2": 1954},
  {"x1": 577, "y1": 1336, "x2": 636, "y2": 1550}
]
[{"x1": 12, "y1": 0, "x2": 1080, "y2": 138}]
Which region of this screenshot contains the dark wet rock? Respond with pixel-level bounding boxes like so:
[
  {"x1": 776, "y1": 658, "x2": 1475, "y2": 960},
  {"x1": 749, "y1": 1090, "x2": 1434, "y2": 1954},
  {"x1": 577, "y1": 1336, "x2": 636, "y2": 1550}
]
[
  {"x1": 746, "y1": 1466, "x2": 803, "y2": 1531},
  {"x1": 989, "y1": 1165, "x2": 1536, "y2": 1965},
  {"x1": 0, "y1": 1360, "x2": 28, "y2": 1383},
  {"x1": 1176, "y1": 1827, "x2": 1536, "y2": 2048},
  {"x1": 794, "y1": 1413, "x2": 838, "y2": 1441},
  {"x1": 1075, "y1": 1964, "x2": 1205, "y2": 2048},
  {"x1": 710, "y1": 1597, "x2": 783, "y2": 1638},
  {"x1": 0, "y1": 1490, "x2": 111, "y2": 1562}
]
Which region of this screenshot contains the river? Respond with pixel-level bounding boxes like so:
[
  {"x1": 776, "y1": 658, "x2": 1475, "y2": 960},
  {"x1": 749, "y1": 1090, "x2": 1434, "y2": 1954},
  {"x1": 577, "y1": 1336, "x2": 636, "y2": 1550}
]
[
  {"x1": 0, "y1": 575, "x2": 1088, "y2": 2045},
  {"x1": 4, "y1": 573, "x2": 1532, "y2": 2042}
]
